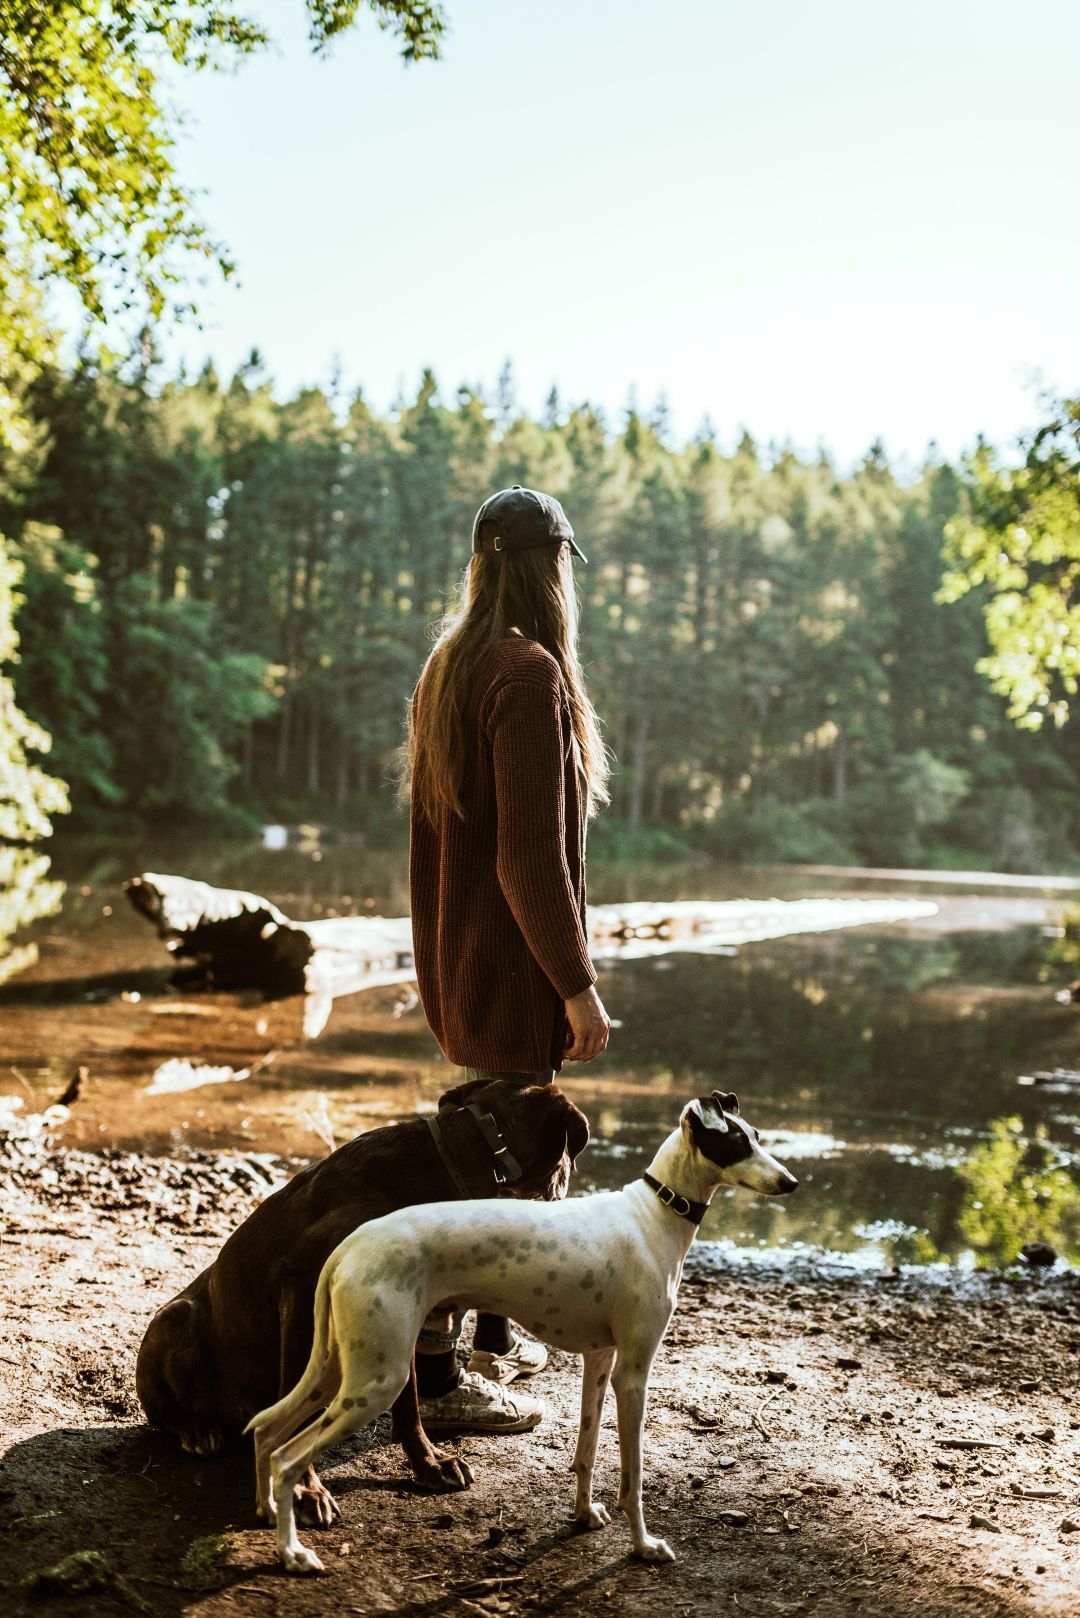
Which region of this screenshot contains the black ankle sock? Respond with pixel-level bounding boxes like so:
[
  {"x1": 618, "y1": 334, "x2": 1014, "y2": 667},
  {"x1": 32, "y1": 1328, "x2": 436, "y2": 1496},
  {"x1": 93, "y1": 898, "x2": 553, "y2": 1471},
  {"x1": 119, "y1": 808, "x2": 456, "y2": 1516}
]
[
  {"x1": 473, "y1": 1313, "x2": 515, "y2": 1355},
  {"x1": 416, "y1": 1349, "x2": 461, "y2": 1400}
]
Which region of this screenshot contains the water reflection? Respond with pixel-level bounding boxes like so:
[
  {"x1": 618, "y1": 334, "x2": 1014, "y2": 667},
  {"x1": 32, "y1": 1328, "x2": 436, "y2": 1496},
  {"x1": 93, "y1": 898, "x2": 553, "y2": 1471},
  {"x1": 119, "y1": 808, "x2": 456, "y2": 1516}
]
[
  {"x1": 571, "y1": 925, "x2": 1079, "y2": 1266},
  {"x1": 0, "y1": 847, "x2": 65, "y2": 986},
  {"x1": 1, "y1": 839, "x2": 1078, "y2": 1269},
  {"x1": 954, "y1": 1116, "x2": 1080, "y2": 1267}
]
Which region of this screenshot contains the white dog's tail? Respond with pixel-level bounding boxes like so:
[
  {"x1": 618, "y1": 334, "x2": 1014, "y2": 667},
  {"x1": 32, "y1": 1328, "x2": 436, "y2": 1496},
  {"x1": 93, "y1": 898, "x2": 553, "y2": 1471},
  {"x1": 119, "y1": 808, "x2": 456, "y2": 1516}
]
[{"x1": 243, "y1": 1261, "x2": 334, "y2": 1435}]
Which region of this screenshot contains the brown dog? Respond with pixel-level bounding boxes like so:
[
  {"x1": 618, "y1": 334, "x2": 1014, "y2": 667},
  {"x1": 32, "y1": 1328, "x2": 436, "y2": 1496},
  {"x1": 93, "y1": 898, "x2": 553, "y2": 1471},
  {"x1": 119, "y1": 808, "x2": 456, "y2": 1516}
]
[{"x1": 136, "y1": 1078, "x2": 588, "y2": 1519}]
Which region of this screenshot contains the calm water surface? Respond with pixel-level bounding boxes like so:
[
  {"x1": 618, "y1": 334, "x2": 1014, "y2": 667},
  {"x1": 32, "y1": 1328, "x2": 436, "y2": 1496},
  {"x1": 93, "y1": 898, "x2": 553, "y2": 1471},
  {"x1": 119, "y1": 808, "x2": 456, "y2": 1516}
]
[{"x1": 3, "y1": 835, "x2": 1078, "y2": 1270}]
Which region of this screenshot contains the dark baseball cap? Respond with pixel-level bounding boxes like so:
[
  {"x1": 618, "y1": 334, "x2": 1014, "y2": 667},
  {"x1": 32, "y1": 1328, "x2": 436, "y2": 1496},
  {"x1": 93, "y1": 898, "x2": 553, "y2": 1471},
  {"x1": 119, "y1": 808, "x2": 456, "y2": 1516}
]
[{"x1": 471, "y1": 484, "x2": 587, "y2": 562}]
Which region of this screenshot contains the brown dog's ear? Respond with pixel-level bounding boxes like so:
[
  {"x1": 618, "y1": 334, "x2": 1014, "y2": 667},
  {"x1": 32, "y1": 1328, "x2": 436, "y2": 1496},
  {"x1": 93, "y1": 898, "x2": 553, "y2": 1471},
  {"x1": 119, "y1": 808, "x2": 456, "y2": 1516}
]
[
  {"x1": 536, "y1": 1092, "x2": 590, "y2": 1169},
  {"x1": 712, "y1": 1090, "x2": 739, "y2": 1116},
  {"x1": 562, "y1": 1097, "x2": 590, "y2": 1166}
]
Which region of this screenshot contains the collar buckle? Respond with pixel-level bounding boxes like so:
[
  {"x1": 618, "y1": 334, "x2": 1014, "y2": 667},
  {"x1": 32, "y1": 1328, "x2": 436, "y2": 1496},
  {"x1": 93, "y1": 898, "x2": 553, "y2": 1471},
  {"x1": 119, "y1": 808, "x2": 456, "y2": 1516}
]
[{"x1": 642, "y1": 1171, "x2": 708, "y2": 1226}]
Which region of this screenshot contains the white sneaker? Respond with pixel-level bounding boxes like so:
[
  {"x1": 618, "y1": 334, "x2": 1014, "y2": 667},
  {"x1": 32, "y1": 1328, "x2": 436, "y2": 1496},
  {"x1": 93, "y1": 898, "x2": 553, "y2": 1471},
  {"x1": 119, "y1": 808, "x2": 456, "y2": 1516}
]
[
  {"x1": 417, "y1": 1370, "x2": 544, "y2": 1433},
  {"x1": 468, "y1": 1332, "x2": 549, "y2": 1385}
]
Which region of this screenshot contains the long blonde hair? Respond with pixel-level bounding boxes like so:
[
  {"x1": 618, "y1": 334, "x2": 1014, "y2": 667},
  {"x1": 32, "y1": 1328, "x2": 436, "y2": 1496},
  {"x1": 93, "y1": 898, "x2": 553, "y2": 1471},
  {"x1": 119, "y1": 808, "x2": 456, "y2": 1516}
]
[{"x1": 407, "y1": 544, "x2": 609, "y2": 824}]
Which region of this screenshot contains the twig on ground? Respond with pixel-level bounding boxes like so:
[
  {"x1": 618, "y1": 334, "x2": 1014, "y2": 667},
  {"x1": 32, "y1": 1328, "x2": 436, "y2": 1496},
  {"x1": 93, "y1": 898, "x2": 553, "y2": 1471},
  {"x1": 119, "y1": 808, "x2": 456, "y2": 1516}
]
[
  {"x1": 753, "y1": 1385, "x2": 782, "y2": 1440},
  {"x1": 457, "y1": 1575, "x2": 526, "y2": 1595},
  {"x1": 935, "y1": 1439, "x2": 1006, "y2": 1451}
]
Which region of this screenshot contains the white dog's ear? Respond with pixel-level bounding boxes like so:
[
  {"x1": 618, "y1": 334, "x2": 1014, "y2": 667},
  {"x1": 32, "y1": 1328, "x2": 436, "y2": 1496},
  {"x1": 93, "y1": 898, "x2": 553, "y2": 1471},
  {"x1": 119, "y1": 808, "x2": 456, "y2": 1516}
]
[
  {"x1": 712, "y1": 1090, "x2": 739, "y2": 1116},
  {"x1": 682, "y1": 1096, "x2": 728, "y2": 1140}
]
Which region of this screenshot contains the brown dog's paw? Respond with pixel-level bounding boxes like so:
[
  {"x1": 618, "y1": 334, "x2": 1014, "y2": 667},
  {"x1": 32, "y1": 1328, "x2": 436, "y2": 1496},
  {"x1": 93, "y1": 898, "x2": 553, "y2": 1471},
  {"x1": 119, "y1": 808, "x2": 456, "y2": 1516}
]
[
  {"x1": 413, "y1": 1450, "x2": 474, "y2": 1492},
  {"x1": 178, "y1": 1425, "x2": 224, "y2": 1456},
  {"x1": 293, "y1": 1479, "x2": 342, "y2": 1527}
]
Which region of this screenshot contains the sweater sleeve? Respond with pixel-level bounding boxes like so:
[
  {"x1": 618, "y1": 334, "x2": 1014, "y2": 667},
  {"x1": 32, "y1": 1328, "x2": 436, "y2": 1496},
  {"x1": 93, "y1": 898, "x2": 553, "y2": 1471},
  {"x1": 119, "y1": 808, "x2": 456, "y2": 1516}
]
[{"x1": 484, "y1": 676, "x2": 597, "y2": 1002}]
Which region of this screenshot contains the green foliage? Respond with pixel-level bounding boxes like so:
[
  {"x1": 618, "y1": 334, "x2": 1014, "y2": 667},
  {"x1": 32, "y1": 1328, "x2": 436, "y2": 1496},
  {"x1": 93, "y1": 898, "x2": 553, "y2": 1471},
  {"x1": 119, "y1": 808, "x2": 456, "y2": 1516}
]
[
  {"x1": 105, "y1": 576, "x2": 276, "y2": 822},
  {"x1": 698, "y1": 797, "x2": 858, "y2": 867},
  {"x1": 0, "y1": 533, "x2": 69, "y2": 839},
  {"x1": 0, "y1": 843, "x2": 65, "y2": 985},
  {"x1": 956, "y1": 1116, "x2": 1080, "y2": 1268},
  {"x1": 307, "y1": 0, "x2": 447, "y2": 58},
  {"x1": 1045, "y1": 903, "x2": 1080, "y2": 982},
  {"x1": 848, "y1": 749, "x2": 970, "y2": 868},
  {"x1": 10, "y1": 523, "x2": 118, "y2": 807},
  {"x1": 0, "y1": 1, "x2": 446, "y2": 381},
  {"x1": 940, "y1": 401, "x2": 1080, "y2": 729},
  {"x1": 178, "y1": 1531, "x2": 237, "y2": 1589},
  {"x1": 20, "y1": 1549, "x2": 149, "y2": 1611}
]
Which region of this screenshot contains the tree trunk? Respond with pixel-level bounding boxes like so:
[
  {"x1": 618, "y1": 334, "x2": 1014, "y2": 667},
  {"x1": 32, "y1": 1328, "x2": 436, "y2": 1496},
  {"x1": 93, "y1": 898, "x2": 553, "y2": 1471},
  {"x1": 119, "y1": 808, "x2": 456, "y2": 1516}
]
[
  {"x1": 627, "y1": 705, "x2": 649, "y2": 832},
  {"x1": 276, "y1": 686, "x2": 292, "y2": 781},
  {"x1": 241, "y1": 721, "x2": 253, "y2": 789},
  {"x1": 307, "y1": 706, "x2": 320, "y2": 795},
  {"x1": 832, "y1": 730, "x2": 847, "y2": 802}
]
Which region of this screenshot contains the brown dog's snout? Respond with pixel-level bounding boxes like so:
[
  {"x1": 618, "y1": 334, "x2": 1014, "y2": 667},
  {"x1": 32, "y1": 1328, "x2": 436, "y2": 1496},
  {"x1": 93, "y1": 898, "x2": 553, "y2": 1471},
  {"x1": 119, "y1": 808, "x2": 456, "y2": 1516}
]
[{"x1": 776, "y1": 1170, "x2": 799, "y2": 1195}]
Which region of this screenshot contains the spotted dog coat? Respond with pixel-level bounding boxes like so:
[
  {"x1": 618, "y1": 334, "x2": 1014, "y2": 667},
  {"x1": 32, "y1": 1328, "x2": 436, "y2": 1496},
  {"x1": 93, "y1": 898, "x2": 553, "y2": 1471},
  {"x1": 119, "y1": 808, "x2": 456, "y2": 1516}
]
[{"x1": 246, "y1": 1092, "x2": 797, "y2": 1574}]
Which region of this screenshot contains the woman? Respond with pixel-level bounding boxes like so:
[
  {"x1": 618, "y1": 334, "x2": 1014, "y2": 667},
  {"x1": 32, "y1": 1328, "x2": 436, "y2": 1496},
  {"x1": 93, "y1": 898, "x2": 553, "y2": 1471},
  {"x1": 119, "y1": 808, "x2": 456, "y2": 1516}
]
[{"x1": 406, "y1": 483, "x2": 611, "y2": 1434}]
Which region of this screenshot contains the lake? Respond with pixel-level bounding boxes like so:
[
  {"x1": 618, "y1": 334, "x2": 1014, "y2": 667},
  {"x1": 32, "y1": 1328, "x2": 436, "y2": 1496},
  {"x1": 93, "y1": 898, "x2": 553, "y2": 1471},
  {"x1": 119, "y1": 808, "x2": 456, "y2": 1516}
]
[{"x1": 2, "y1": 835, "x2": 1078, "y2": 1270}]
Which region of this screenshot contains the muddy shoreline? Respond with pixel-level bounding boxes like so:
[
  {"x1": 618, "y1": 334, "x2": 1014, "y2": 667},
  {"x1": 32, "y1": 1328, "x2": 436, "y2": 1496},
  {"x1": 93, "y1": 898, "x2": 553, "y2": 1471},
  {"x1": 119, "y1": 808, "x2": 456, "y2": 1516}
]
[{"x1": 3, "y1": 1131, "x2": 1079, "y2": 1618}]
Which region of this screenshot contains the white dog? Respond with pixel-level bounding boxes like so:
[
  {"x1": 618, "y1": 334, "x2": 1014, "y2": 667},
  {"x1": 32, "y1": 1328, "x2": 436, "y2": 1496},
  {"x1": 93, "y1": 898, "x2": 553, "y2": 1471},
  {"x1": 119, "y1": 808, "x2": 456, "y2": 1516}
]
[{"x1": 247, "y1": 1091, "x2": 797, "y2": 1573}]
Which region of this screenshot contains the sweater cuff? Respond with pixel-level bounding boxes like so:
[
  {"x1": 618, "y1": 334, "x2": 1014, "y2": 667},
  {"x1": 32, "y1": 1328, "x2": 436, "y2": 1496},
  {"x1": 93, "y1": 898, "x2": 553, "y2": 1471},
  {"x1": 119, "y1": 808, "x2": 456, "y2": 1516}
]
[
  {"x1": 563, "y1": 964, "x2": 595, "y2": 1003},
  {"x1": 552, "y1": 956, "x2": 597, "y2": 1004}
]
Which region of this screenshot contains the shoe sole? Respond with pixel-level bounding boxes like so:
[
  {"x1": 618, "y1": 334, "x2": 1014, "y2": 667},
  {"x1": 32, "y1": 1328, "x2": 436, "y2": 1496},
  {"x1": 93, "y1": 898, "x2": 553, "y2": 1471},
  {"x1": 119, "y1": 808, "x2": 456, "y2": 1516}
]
[
  {"x1": 467, "y1": 1358, "x2": 549, "y2": 1386},
  {"x1": 420, "y1": 1411, "x2": 543, "y2": 1434}
]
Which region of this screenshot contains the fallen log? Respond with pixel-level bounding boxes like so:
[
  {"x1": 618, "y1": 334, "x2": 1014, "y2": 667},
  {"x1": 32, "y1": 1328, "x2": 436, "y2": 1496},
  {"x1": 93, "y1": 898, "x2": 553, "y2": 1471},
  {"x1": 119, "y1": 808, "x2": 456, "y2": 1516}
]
[{"x1": 125, "y1": 874, "x2": 413, "y2": 1037}]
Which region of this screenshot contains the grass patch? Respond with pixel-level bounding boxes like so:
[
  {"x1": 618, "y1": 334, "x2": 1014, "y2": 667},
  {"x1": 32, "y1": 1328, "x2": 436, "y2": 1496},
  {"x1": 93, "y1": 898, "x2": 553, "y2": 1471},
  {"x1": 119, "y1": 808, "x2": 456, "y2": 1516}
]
[
  {"x1": 178, "y1": 1531, "x2": 237, "y2": 1588},
  {"x1": 21, "y1": 1549, "x2": 150, "y2": 1611}
]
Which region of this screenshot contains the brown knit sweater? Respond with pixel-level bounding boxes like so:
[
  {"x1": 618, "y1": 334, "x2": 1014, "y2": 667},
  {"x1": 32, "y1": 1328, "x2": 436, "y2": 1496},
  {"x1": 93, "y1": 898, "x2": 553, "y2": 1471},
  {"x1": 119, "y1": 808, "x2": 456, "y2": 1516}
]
[{"x1": 409, "y1": 636, "x2": 596, "y2": 1073}]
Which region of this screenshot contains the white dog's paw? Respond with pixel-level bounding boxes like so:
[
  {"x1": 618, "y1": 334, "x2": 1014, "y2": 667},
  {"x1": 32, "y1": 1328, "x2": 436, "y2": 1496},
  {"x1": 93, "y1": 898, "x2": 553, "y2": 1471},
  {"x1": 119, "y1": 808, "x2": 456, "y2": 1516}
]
[
  {"x1": 255, "y1": 1497, "x2": 276, "y2": 1524},
  {"x1": 635, "y1": 1535, "x2": 676, "y2": 1562},
  {"x1": 578, "y1": 1502, "x2": 610, "y2": 1530},
  {"x1": 282, "y1": 1544, "x2": 325, "y2": 1576}
]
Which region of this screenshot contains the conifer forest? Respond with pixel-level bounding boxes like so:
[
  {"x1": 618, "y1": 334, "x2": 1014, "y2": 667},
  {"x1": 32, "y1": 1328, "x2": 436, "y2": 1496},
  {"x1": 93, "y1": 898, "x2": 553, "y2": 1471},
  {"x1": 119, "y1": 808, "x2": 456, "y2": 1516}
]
[{"x1": 4, "y1": 354, "x2": 1080, "y2": 869}]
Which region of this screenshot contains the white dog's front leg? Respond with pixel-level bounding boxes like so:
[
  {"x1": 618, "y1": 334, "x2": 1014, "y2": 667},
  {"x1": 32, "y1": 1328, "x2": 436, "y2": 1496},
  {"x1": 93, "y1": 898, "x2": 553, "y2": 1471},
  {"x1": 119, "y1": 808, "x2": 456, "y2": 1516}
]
[
  {"x1": 572, "y1": 1347, "x2": 615, "y2": 1528},
  {"x1": 612, "y1": 1359, "x2": 674, "y2": 1562}
]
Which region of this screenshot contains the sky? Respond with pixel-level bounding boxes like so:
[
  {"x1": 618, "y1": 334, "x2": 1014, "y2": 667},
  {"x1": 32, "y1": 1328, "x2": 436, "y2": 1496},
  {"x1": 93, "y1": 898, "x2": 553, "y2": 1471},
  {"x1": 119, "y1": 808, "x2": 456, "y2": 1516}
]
[{"x1": 162, "y1": 0, "x2": 1080, "y2": 467}]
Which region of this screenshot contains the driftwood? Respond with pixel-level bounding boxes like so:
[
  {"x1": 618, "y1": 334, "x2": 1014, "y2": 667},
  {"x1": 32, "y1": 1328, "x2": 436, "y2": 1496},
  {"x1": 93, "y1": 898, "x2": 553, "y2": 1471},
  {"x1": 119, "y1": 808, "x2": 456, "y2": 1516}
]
[
  {"x1": 125, "y1": 874, "x2": 413, "y2": 1037},
  {"x1": 125, "y1": 872, "x2": 939, "y2": 1039}
]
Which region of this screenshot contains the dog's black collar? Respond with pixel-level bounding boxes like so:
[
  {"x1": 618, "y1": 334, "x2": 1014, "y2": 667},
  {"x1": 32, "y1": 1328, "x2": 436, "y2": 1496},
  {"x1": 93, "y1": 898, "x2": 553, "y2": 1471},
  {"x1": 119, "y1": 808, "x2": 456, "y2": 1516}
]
[
  {"x1": 426, "y1": 1105, "x2": 524, "y2": 1198},
  {"x1": 642, "y1": 1171, "x2": 710, "y2": 1226}
]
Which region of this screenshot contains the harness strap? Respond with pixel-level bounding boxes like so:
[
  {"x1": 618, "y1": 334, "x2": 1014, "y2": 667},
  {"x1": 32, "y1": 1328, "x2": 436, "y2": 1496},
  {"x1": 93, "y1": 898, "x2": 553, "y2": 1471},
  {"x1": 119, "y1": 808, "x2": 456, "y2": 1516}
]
[
  {"x1": 425, "y1": 1114, "x2": 475, "y2": 1198},
  {"x1": 642, "y1": 1170, "x2": 710, "y2": 1226},
  {"x1": 425, "y1": 1105, "x2": 526, "y2": 1199},
  {"x1": 464, "y1": 1103, "x2": 524, "y2": 1185}
]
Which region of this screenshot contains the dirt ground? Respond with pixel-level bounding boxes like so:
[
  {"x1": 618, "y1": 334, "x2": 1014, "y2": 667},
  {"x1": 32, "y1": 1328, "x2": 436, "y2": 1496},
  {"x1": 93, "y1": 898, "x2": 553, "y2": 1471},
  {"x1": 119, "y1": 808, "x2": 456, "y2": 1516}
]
[{"x1": 2, "y1": 1129, "x2": 1079, "y2": 1618}]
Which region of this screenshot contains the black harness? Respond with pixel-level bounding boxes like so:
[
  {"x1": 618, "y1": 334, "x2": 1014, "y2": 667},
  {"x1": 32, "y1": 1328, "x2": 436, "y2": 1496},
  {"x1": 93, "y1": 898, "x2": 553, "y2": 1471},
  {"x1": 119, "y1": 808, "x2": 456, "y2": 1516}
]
[{"x1": 426, "y1": 1103, "x2": 525, "y2": 1198}]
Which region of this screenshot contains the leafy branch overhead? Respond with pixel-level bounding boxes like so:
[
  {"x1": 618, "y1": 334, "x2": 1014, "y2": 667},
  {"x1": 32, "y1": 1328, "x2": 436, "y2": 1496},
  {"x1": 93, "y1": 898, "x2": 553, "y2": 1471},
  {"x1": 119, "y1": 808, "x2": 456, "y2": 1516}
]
[
  {"x1": 0, "y1": 0, "x2": 447, "y2": 353},
  {"x1": 0, "y1": 0, "x2": 446, "y2": 846},
  {"x1": 940, "y1": 401, "x2": 1080, "y2": 730}
]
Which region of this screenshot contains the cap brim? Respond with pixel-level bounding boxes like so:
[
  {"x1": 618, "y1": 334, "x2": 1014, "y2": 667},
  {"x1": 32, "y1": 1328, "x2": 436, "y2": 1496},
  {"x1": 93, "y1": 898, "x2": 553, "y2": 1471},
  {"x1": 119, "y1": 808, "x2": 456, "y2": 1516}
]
[{"x1": 567, "y1": 537, "x2": 588, "y2": 563}]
